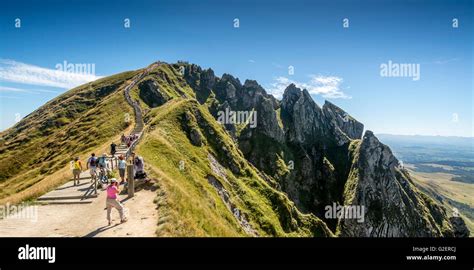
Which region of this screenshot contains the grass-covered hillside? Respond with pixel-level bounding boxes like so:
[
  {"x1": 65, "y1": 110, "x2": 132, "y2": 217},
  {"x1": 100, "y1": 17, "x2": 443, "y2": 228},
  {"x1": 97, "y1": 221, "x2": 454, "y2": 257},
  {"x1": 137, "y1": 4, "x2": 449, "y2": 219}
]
[
  {"x1": 0, "y1": 70, "x2": 139, "y2": 204},
  {"x1": 138, "y1": 98, "x2": 331, "y2": 236},
  {"x1": 0, "y1": 62, "x2": 332, "y2": 236}
]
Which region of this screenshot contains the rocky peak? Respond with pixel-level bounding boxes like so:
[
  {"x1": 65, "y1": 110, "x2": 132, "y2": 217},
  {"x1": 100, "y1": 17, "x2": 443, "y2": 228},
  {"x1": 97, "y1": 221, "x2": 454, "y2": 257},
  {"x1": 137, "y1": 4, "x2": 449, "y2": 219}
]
[
  {"x1": 281, "y1": 84, "x2": 302, "y2": 110},
  {"x1": 243, "y1": 79, "x2": 260, "y2": 89},
  {"x1": 181, "y1": 63, "x2": 203, "y2": 89},
  {"x1": 214, "y1": 74, "x2": 242, "y2": 106},
  {"x1": 240, "y1": 80, "x2": 268, "y2": 109},
  {"x1": 200, "y1": 68, "x2": 216, "y2": 90},
  {"x1": 221, "y1": 73, "x2": 242, "y2": 88},
  {"x1": 323, "y1": 101, "x2": 364, "y2": 140},
  {"x1": 338, "y1": 130, "x2": 458, "y2": 237},
  {"x1": 280, "y1": 84, "x2": 328, "y2": 145},
  {"x1": 359, "y1": 130, "x2": 399, "y2": 171},
  {"x1": 248, "y1": 95, "x2": 285, "y2": 143}
]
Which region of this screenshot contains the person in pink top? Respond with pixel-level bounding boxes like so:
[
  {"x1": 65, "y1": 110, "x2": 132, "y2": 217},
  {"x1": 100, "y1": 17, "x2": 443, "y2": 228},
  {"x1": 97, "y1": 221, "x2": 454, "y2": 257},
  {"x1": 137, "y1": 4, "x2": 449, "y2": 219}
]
[{"x1": 106, "y1": 178, "x2": 127, "y2": 225}]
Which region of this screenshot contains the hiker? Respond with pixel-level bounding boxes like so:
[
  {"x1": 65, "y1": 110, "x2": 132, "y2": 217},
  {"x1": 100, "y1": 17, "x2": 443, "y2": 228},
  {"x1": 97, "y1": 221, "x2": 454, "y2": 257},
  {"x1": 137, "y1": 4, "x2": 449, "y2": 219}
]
[
  {"x1": 110, "y1": 142, "x2": 117, "y2": 157},
  {"x1": 106, "y1": 178, "x2": 127, "y2": 225},
  {"x1": 97, "y1": 153, "x2": 109, "y2": 182},
  {"x1": 72, "y1": 157, "x2": 83, "y2": 186},
  {"x1": 118, "y1": 155, "x2": 127, "y2": 184},
  {"x1": 87, "y1": 153, "x2": 98, "y2": 183},
  {"x1": 131, "y1": 152, "x2": 147, "y2": 180},
  {"x1": 121, "y1": 134, "x2": 126, "y2": 146},
  {"x1": 98, "y1": 153, "x2": 108, "y2": 170}
]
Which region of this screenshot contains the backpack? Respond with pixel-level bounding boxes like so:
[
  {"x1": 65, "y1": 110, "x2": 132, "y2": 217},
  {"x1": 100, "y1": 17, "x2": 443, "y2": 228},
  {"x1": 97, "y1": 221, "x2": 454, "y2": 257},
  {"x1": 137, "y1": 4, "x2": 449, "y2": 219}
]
[
  {"x1": 98, "y1": 157, "x2": 106, "y2": 167},
  {"x1": 89, "y1": 157, "x2": 97, "y2": 167},
  {"x1": 135, "y1": 157, "x2": 142, "y2": 167},
  {"x1": 134, "y1": 171, "x2": 147, "y2": 180}
]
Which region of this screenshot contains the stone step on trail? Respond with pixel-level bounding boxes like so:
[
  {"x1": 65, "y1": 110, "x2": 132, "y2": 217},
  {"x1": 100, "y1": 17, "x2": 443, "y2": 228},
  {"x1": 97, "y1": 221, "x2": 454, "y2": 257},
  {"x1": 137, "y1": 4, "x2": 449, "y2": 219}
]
[
  {"x1": 38, "y1": 186, "x2": 96, "y2": 199},
  {"x1": 36, "y1": 198, "x2": 95, "y2": 205},
  {"x1": 37, "y1": 171, "x2": 99, "y2": 205}
]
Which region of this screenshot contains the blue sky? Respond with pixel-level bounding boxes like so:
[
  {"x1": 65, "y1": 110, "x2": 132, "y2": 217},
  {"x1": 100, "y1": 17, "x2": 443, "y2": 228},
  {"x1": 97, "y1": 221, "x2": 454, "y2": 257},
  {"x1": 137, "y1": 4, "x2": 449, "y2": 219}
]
[{"x1": 0, "y1": 0, "x2": 472, "y2": 136}]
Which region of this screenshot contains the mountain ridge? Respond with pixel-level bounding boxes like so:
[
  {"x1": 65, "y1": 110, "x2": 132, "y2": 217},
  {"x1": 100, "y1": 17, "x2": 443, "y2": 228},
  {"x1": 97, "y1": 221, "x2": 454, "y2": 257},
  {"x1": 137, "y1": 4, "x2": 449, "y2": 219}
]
[{"x1": 0, "y1": 61, "x2": 469, "y2": 237}]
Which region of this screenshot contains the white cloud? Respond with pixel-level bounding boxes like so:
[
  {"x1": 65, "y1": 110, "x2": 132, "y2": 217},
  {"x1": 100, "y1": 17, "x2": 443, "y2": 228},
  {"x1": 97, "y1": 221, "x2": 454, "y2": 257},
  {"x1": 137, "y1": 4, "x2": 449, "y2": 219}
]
[
  {"x1": 0, "y1": 59, "x2": 102, "y2": 89},
  {"x1": 248, "y1": 59, "x2": 256, "y2": 63},
  {"x1": 267, "y1": 75, "x2": 350, "y2": 99},
  {"x1": 0, "y1": 86, "x2": 34, "y2": 93},
  {"x1": 0, "y1": 86, "x2": 60, "y2": 94}
]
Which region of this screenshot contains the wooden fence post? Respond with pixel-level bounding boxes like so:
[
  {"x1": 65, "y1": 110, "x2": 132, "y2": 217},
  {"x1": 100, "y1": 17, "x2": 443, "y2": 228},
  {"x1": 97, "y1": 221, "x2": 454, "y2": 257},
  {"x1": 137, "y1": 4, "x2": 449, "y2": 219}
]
[
  {"x1": 94, "y1": 174, "x2": 97, "y2": 195},
  {"x1": 127, "y1": 164, "x2": 134, "y2": 198}
]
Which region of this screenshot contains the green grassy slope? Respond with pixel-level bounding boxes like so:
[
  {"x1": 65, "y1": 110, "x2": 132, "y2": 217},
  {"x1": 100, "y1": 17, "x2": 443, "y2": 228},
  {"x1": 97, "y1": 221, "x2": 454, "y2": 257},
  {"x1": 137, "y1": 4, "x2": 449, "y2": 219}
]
[
  {"x1": 137, "y1": 98, "x2": 332, "y2": 236},
  {"x1": 129, "y1": 63, "x2": 332, "y2": 236},
  {"x1": 0, "y1": 62, "x2": 333, "y2": 237},
  {"x1": 0, "y1": 70, "x2": 138, "y2": 203}
]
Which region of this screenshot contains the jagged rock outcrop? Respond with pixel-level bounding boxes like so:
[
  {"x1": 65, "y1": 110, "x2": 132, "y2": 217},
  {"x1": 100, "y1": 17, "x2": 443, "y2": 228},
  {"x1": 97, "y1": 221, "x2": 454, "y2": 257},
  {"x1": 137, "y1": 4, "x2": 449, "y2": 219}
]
[
  {"x1": 254, "y1": 96, "x2": 285, "y2": 142},
  {"x1": 212, "y1": 76, "x2": 285, "y2": 142},
  {"x1": 280, "y1": 84, "x2": 329, "y2": 145},
  {"x1": 138, "y1": 78, "x2": 170, "y2": 107},
  {"x1": 200, "y1": 68, "x2": 216, "y2": 90},
  {"x1": 237, "y1": 84, "x2": 360, "y2": 224},
  {"x1": 181, "y1": 111, "x2": 205, "y2": 147},
  {"x1": 323, "y1": 101, "x2": 364, "y2": 140},
  {"x1": 215, "y1": 76, "x2": 238, "y2": 104},
  {"x1": 279, "y1": 85, "x2": 363, "y2": 147},
  {"x1": 449, "y1": 217, "x2": 470, "y2": 237},
  {"x1": 338, "y1": 131, "x2": 456, "y2": 237}
]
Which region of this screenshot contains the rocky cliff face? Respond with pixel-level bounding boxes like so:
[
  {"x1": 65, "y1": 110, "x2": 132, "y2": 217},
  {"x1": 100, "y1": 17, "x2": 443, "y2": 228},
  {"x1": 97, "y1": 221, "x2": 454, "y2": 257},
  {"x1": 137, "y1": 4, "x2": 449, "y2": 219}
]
[
  {"x1": 280, "y1": 85, "x2": 330, "y2": 145},
  {"x1": 138, "y1": 78, "x2": 170, "y2": 107},
  {"x1": 137, "y1": 62, "x2": 469, "y2": 237},
  {"x1": 322, "y1": 101, "x2": 364, "y2": 141},
  {"x1": 338, "y1": 131, "x2": 459, "y2": 236}
]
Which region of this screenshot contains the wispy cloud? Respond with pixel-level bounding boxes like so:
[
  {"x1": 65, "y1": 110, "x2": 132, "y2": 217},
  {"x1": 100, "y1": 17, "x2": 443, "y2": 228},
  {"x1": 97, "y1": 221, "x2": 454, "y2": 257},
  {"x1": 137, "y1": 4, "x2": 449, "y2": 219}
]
[
  {"x1": 433, "y1": 58, "x2": 458, "y2": 65},
  {"x1": 0, "y1": 86, "x2": 61, "y2": 95},
  {"x1": 420, "y1": 58, "x2": 460, "y2": 65},
  {"x1": 248, "y1": 59, "x2": 256, "y2": 63},
  {"x1": 0, "y1": 86, "x2": 34, "y2": 93},
  {"x1": 0, "y1": 59, "x2": 101, "y2": 89},
  {"x1": 267, "y1": 75, "x2": 350, "y2": 99}
]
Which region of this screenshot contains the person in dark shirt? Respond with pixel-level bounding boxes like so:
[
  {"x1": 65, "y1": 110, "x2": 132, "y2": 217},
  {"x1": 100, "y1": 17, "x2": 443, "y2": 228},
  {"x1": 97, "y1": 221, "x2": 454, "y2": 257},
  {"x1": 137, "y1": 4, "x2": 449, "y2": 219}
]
[{"x1": 110, "y1": 142, "x2": 117, "y2": 157}]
